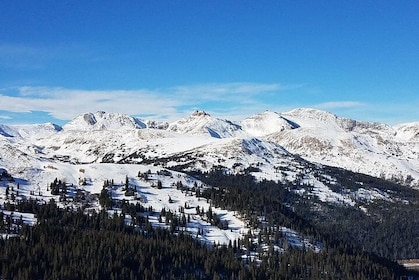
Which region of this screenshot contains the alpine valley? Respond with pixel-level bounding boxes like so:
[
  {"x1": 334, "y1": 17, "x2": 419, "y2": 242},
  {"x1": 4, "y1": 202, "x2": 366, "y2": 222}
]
[{"x1": 1, "y1": 109, "x2": 419, "y2": 279}]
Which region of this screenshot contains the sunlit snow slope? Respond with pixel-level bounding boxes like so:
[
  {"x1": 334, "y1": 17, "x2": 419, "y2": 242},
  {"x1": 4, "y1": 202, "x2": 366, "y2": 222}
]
[{"x1": 1, "y1": 109, "x2": 418, "y2": 188}]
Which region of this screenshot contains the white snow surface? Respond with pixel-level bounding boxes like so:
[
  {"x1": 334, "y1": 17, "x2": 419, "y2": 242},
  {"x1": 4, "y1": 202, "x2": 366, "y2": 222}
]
[
  {"x1": 240, "y1": 110, "x2": 298, "y2": 137},
  {"x1": 394, "y1": 122, "x2": 419, "y2": 142}
]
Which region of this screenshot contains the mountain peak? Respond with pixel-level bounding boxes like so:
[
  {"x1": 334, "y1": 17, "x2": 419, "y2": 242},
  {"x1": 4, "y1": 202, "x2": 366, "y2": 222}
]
[
  {"x1": 169, "y1": 111, "x2": 243, "y2": 138},
  {"x1": 284, "y1": 108, "x2": 338, "y2": 122},
  {"x1": 191, "y1": 110, "x2": 210, "y2": 117},
  {"x1": 64, "y1": 111, "x2": 146, "y2": 131}
]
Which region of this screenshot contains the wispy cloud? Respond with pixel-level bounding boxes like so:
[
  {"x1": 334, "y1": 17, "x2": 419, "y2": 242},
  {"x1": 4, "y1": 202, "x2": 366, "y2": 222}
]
[
  {"x1": 0, "y1": 83, "x2": 284, "y2": 122},
  {"x1": 0, "y1": 115, "x2": 11, "y2": 120},
  {"x1": 167, "y1": 82, "x2": 285, "y2": 118},
  {"x1": 0, "y1": 87, "x2": 178, "y2": 121},
  {"x1": 1, "y1": 85, "x2": 417, "y2": 125}
]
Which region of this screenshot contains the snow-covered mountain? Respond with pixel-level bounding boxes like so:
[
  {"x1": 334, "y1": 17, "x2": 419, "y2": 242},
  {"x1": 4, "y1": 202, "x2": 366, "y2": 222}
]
[
  {"x1": 257, "y1": 108, "x2": 419, "y2": 185},
  {"x1": 241, "y1": 110, "x2": 298, "y2": 136},
  {"x1": 0, "y1": 123, "x2": 61, "y2": 139},
  {"x1": 168, "y1": 110, "x2": 244, "y2": 138},
  {"x1": 1, "y1": 109, "x2": 418, "y2": 188},
  {"x1": 63, "y1": 111, "x2": 146, "y2": 131}
]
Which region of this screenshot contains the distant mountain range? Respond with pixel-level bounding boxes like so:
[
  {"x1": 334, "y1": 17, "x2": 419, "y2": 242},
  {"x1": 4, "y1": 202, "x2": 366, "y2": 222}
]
[{"x1": 1, "y1": 108, "x2": 417, "y2": 188}]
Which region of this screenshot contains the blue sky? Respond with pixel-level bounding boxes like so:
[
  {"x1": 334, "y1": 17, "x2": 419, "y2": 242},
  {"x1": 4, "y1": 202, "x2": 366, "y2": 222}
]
[{"x1": 0, "y1": 1, "x2": 418, "y2": 125}]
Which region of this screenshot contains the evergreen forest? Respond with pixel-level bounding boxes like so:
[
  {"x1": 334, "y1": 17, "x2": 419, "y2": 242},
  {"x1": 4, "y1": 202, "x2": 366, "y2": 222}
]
[{"x1": 1, "y1": 166, "x2": 418, "y2": 279}]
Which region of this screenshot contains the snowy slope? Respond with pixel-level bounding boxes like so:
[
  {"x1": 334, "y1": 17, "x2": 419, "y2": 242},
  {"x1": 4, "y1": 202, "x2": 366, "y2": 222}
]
[
  {"x1": 241, "y1": 110, "x2": 298, "y2": 136},
  {"x1": 0, "y1": 125, "x2": 14, "y2": 138},
  {"x1": 0, "y1": 161, "x2": 247, "y2": 245},
  {"x1": 394, "y1": 122, "x2": 419, "y2": 142},
  {"x1": 0, "y1": 123, "x2": 62, "y2": 139},
  {"x1": 13, "y1": 123, "x2": 62, "y2": 139}
]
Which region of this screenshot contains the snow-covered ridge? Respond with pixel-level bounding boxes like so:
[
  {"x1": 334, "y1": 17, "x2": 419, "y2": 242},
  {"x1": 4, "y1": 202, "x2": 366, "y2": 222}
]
[
  {"x1": 1, "y1": 108, "x2": 418, "y2": 187},
  {"x1": 266, "y1": 109, "x2": 419, "y2": 185},
  {"x1": 0, "y1": 123, "x2": 62, "y2": 138},
  {"x1": 281, "y1": 108, "x2": 392, "y2": 133},
  {"x1": 241, "y1": 110, "x2": 298, "y2": 136},
  {"x1": 394, "y1": 122, "x2": 419, "y2": 142},
  {"x1": 63, "y1": 111, "x2": 146, "y2": 131}
]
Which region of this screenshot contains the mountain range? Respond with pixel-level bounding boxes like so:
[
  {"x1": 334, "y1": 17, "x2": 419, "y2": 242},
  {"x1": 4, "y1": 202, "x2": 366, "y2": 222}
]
[{"x1": 1, "y1": 108, "x2": 418, "y2": 188}]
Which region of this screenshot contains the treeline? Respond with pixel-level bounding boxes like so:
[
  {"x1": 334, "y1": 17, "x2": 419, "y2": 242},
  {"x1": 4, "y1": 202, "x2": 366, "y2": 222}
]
[
  {"x1": 193, "y1": 169, "x2": 318, "y2": 237},
  {"x1": 302, "y1": 198, "x2": 419, "y2": 260},
  {"x1": 1, "y1": 166, "x2": 417, "y2": 279},
  {"x1": 0, "y1": 200, "x2": 244, "y2": 279},
  {"x1": 191, "y1": 168, "x2": 414, "y2": 279},
  {"x1": 298, "y1": 166, "x2": 419, "y2": 260},
  {"x1": 0, "y1": 199, "x2": 407, "y2": 279},
  {"x1": 192, "y1": 167, "x2": 419, "y2": 260}
]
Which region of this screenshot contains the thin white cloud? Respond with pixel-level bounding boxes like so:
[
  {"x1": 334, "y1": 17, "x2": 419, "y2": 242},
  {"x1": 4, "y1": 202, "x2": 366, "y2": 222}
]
[
  {"x1": 167, "y1": 82, "x2": 289, "y2": 120},
  {"x1": 0, "y1": 115, "x2": 11, "y2": 120},
  {"x1": 0, "y1": 88, "x2": 178, "y2": 120},
  {"x1": 0, "y1": 83, "x2": 284, "y2": 122},
  {"x1": 3, "y1": 85, "x2": 416, "y2": 125}
]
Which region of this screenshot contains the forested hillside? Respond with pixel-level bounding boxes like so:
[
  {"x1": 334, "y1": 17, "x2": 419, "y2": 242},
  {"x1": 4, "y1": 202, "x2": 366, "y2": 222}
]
[{"x1": 1, "y1": 167, "x2": 418, "y2": 279}]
